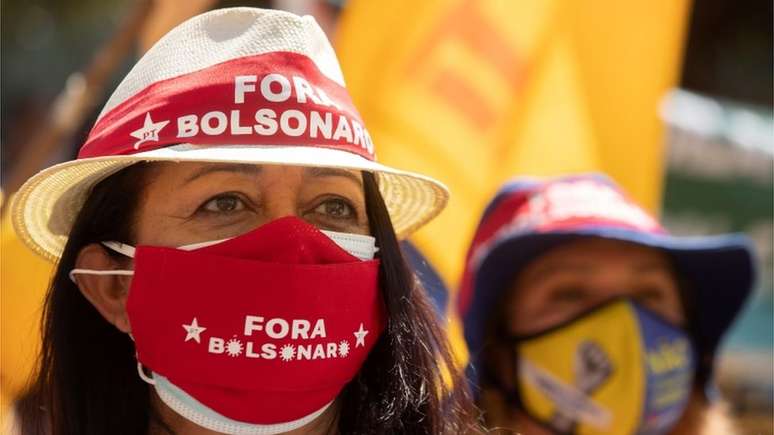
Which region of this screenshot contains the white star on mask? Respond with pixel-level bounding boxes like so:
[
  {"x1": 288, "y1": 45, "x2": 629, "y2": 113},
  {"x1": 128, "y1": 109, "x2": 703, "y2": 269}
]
[
  {"x1": 182, "y1": 317, "x2": 207, "y2": 343},
  {"x1": 353, "y1": 323, "x2": 368, "y2": 348},
  {"x1": 130, "y1": 112, "x2": 169, "y2": 149}
]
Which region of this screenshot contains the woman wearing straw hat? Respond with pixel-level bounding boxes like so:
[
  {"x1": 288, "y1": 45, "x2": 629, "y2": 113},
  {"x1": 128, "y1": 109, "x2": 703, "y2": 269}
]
[
  {"x1": 11, "y1": 8, "x2": 480, "y2": 435},
  {"x1": 458, "y1": 174, "x2": 755, "y2": 435}
]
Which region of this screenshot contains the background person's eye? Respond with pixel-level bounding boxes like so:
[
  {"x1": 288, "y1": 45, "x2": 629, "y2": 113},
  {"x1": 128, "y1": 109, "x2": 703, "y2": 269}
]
[
  {"x1": 201, "y1": 193, "x2": 246, "y2": 213},
  {"x1": 313, "y1": 198, "x2": 355, "y2": 220},
  {"x1": 635, "y1": 287, "x2": 667, "y2": 303},
  {"x1": 549, "y1": 286, "x2": 587, "y2": 304}
]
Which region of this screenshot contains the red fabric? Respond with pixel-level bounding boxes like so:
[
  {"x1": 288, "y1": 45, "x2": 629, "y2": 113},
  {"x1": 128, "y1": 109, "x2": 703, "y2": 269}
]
[
  {"x1": 457, "y1": 179, "x2": 666, "y2": 315},
  {"x1": 79, "y1": 51, "x2": 374, "y2": 160},
  {"x1": 125, "y1": 217, "x2": 384, "y2": 423}
]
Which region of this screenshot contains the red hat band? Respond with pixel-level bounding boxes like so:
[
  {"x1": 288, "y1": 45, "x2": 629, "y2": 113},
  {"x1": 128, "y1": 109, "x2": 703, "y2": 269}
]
[{"x1": 79, "y1": 52, "x2": 374, "y2": 160}]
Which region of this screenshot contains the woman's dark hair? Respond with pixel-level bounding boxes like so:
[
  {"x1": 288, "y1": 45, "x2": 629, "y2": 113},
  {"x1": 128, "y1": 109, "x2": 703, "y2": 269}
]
[
  {"x1": 16, "y1": 164, "x2": 481, "y2": 434},
  {"x1": 338, "y1": 171, "x2": 480, "y2": 434}
]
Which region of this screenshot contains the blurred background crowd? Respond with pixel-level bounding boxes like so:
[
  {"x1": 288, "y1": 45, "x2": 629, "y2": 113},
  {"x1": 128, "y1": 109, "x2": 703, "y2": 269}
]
[{"x1": 1, "y1": 0, "x2": 771, "y2": 433}]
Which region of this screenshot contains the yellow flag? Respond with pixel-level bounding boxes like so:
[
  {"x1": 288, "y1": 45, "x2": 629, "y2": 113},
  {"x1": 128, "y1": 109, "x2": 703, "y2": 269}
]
[
  {"x1": 336, "y1": 0, "x2": 690, "y2": 294},
  {"x1": 1, "y1": 205, "x2": 52, "y2": 420},
  {"x1": 336, "y1": 0, "x2": 690, "y2": 361}
]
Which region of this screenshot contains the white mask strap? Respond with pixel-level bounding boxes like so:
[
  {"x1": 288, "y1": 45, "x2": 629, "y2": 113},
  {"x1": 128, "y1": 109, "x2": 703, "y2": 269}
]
[
  {"x1": 68, "y1": 241, "x2": 136, "y2": 283},
  {"x1": 102, "y1": 241, "x2": 136, "y2": 258},
  {"x1": 101, "y1": 239, "x2": 225, "y2": 255},
  {"x1": 70, "y1": 231, "x2": 377, "y2": 284},
  {"x1": 137, "y1": 362, "x2": 156, "y2": 385},
  {"x1": 68, "y1": 268, "x2": 134, "y2": 283},
  {"x1": 178, "y1": 233, "x2": 378, "y2": 259},
  {"x1": 321, "y1": 230, "x2": 379, "y2": 260},
  {"x1": 178, "y1": 238, "x2": 230, "y2": 251},
  {"x1": 175, "y1": 232, "x2": 378, "y2": 260}
]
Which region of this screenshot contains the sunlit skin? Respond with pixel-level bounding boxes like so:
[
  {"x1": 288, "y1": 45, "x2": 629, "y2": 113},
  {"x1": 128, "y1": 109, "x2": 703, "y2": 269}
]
[
  {"x1": 135, "y1": 162, "x2": 369, "y2": 245},
  {"x1": 507, "y1": 238, "x2": 685, "y2": 335},
  {"x1": 73, "y1": 162, "x2": 369, "y2": 435},
  {"x1": 483, "y1": 238, "x2": 688, "y2": 434}
]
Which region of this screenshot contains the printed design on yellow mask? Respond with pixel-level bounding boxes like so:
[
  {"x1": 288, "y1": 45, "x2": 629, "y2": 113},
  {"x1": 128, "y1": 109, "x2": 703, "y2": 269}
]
[
  {"x1": 647, "y1": 338, "x2": 690, "y2": 375},
  {"x1": 521, "y1": 340, "x2": 614, "y2": 431},
  {"x1": 515, "y1": 299, "x2": 695, "y2": 435},
  {"x1": 645, "y1": 337, "x2": 694, "y2": 410}
]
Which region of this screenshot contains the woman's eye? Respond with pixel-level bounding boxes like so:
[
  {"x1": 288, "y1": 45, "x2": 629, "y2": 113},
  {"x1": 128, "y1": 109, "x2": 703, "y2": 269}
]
[
  {"x1": 201, "y1": 194, "x2": 245, "y2": 213},
  {"x1": 313, "y1": 198, "x2": 355, "y2": 219}
]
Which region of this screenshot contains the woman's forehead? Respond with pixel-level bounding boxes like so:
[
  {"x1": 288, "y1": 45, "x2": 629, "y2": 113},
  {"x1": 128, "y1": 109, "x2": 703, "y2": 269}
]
[{"x1": 519, "y1": 238, "x2": 674, "y2": 282}]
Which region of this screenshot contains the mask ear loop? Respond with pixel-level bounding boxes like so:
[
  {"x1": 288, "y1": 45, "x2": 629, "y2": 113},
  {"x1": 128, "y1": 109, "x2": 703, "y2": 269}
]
[
  {"x1": 128, "y1": 333, "x2": 156, "y2": 385},
  {"x1": 68, "y1": 241, "x2": 136, "y2": 283},
  {"x1": 68, "y1": 269, "x2": 133, "y2": 283},
  {"x1": 70, "y1": 241, "x2": 155, "y2": 385},
  {"x1": 137, "y1": 362, "x2": 156, "y2": 385}
]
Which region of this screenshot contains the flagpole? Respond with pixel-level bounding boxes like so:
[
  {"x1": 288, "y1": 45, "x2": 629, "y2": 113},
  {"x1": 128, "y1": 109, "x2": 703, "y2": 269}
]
[{"x1": 2, "y1": 0, "x2": 154, "y2": 206}]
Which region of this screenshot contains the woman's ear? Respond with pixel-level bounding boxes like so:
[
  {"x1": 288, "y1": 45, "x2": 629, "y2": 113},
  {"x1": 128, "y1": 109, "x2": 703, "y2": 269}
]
[{"x1": 73, "y1": 243, "x2": 132, "y2": 333}]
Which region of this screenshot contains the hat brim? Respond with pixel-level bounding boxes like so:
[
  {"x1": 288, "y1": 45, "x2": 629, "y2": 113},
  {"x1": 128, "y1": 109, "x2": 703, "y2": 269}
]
[
  {"x1": 11, "y1": 144, "x2": 448, "y2": 262},
  {"x1": 464, "y1": 226, "x2": 756, "y2": 370}
]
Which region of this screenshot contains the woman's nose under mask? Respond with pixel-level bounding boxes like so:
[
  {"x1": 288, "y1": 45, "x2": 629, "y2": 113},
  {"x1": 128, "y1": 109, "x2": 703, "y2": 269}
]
[{"x1": 70, "y1": 221, "x2": 378, "y2": 282}]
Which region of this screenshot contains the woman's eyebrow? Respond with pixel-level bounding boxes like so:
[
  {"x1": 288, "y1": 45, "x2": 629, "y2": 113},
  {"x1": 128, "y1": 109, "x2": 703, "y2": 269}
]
[
  {"x1": 524, "y1": 261, "x2": 596, "y2": 283},
  {"x1": 304, "y1": 167, "x2": 363, "y2": 188},
  {"x1": 182, "y1": 164, "x2": 263, "y2": 185},
  {"x1": 633, "y1": 260, "x2": 670, "y2": 274}
]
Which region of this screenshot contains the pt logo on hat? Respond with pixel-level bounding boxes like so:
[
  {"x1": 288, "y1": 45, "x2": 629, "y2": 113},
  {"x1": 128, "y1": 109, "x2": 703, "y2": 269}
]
[
  {"x1": 130, "y1": 112, "x2": 169, "y2": 149},
  {"x1": 181, "y1": 314, "x2": 370, "y2": 362}
]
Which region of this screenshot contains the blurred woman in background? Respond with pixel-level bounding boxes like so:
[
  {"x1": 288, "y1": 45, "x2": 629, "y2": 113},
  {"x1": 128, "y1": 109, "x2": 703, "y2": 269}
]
[{"x1": 459, "y1": 173, "x2": 755, "y2": 434}]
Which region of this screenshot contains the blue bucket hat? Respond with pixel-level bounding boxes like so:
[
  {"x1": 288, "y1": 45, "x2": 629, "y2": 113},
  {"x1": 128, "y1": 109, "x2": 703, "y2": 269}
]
[{"x1": 457, "y1": 173, "x2": 756, "y2": 386}]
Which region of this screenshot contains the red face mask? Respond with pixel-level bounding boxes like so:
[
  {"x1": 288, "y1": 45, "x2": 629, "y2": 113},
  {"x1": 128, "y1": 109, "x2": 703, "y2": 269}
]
[{"x1": 74, "y1": 217, "x2": 385, "y2": 433}]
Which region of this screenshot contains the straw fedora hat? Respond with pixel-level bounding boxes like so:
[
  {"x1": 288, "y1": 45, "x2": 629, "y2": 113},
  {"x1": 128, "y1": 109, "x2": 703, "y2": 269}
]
[{"x1": 12, "y1": 7, "x2": 448, "y2": 262}]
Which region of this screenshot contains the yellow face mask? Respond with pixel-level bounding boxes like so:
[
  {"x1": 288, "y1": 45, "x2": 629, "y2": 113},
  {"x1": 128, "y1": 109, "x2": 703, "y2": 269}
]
[{"x1": 504, "y1": 299, "x2": 695, "y2": 435}]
